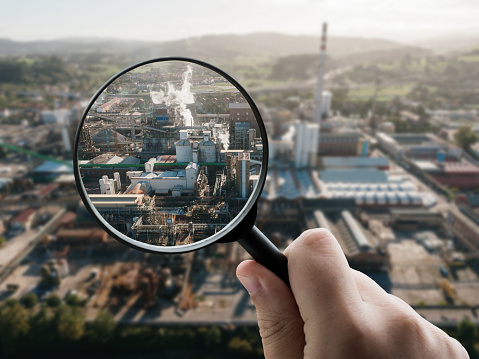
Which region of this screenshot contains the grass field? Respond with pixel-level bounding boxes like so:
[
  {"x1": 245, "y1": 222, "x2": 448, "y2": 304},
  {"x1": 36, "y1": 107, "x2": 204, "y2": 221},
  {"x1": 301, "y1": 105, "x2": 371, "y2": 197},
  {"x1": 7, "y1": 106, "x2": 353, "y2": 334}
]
[
  {"x1": 459, "y1": 55, "x2": 479, "y2": 63},
  {"x1": 348, "y1": 82, "x2": 416, "y2": 100},
  {"x1": 378, "y1": 59, "x2": 448, "y2": 74}
]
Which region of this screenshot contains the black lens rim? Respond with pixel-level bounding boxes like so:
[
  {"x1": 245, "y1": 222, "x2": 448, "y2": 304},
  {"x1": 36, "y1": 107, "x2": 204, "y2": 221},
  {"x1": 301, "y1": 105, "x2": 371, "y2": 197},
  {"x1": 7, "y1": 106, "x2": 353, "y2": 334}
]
[{"x1": 73, "y1": 57, "x2": 269, "y2": 254}]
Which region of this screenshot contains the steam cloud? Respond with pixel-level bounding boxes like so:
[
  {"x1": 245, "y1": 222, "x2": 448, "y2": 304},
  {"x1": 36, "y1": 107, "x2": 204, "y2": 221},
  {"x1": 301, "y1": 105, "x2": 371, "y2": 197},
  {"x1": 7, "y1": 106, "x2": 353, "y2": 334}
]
[
  {"x1": 150, "y1": 66, "x2": 195, "y2": 127},
  {"x1": 214, "y1": 126, "x2": 230, "y2": 151}
]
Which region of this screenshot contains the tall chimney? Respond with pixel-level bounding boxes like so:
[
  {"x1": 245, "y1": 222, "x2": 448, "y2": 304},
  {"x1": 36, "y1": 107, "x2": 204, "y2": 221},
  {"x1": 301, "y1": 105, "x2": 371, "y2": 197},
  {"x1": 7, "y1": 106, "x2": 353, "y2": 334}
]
[{"x1": 314, "y1": 22, "x2": 328, "y2": 125}]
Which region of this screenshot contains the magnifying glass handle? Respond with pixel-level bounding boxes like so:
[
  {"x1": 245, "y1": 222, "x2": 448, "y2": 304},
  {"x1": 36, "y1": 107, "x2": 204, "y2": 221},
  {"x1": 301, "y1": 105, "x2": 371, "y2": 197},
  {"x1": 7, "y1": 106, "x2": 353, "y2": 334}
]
[{"x1": 238, "y1": 226, "x2": 290, "y2": 288}]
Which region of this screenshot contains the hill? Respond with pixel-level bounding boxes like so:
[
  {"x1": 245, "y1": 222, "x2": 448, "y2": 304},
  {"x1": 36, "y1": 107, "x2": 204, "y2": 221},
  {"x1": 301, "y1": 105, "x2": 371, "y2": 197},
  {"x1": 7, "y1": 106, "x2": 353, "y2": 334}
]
[{"x1": 0, "y1": 33, "x2": 429, "y2": 62}]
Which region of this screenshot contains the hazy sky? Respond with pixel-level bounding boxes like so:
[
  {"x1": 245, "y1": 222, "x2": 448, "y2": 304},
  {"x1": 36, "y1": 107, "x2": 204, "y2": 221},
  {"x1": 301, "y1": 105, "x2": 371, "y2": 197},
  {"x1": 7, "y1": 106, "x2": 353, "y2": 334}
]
[{"x1": 2, "y1": 0, "x2": 478, "y2": 43}]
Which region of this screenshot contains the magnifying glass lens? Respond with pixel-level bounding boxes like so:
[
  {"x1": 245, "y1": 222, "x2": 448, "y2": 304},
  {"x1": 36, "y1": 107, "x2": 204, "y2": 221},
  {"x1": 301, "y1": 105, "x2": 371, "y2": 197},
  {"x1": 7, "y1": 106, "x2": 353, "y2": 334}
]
[{"x1": 76, "y1": 60, "x2": 264, "y2": 252}]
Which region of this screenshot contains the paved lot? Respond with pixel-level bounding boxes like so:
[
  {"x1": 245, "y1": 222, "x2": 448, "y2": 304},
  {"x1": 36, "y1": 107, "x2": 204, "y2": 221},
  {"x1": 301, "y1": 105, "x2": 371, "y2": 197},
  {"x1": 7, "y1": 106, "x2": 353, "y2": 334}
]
[{"x1": 388, "y1": 238, "x2": 479, "y2": 306}]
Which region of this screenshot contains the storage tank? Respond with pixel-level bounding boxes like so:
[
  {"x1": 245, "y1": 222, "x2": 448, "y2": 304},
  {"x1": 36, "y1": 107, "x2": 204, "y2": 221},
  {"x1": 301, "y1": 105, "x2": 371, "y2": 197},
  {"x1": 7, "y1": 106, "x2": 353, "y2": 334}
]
[
  {"x1": 175, "y1": 130, "x2": 193, "y2": 163},
  {"x1": 199, "y1": 131, "x2": 216, "y2": 163}
]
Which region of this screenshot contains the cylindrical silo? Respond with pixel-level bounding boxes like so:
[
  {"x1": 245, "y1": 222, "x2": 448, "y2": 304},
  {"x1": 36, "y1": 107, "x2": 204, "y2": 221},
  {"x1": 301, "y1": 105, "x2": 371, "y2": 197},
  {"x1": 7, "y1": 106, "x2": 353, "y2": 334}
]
[
  {"x1": 175, "y1": 130, "x2": 193, "y2": 163},
  {"x1": 199, "y1": 131, "x2": 216, "y2": 163}
]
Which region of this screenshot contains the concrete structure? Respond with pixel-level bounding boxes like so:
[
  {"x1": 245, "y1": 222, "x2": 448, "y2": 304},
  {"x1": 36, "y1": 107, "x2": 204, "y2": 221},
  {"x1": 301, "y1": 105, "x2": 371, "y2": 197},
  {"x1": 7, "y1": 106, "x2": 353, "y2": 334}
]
[
  {"x1": 41, "y1": 109, "x2": 71, "y2": 124},
  {"x1": 236, "y1": 152, "x2": 251, "y2": 198},
  {"x1": 321, "y1": 91, "x2": 332, "y2": 117},
  {"x1": 90, "y1": 194, "x2": 146, "y2": 208},
  {"x1": 294, "y1": 120, "x2": 319, "y2": 168},
  {"x1": 175, "y1": 130, "x2": 193, "y2": 163},
  {"x1": 198, "y1": 131, "x2": 216, "y2": 163},
  {"x1": 99, "y1": 174, "x2": 121, "y2": 195}
]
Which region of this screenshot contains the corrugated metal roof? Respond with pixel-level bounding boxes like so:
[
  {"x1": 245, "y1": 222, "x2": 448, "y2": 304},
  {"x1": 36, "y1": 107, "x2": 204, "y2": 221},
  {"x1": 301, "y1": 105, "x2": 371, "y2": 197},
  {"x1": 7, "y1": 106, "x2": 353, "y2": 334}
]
[
  {"x1": 34, "y1": 161, "x2": 73, "y2": 174},
  {"x1": 321, "y1": 169, "x2": 388, "y2": 183},
  {"x1": 322, "y1": 157, "x2": 388, "y2": 168}
]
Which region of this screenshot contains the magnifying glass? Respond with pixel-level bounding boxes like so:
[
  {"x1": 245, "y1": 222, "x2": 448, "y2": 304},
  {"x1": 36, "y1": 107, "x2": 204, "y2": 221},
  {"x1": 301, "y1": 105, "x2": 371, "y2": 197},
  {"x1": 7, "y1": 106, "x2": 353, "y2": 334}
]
[{"x1": 73, "y1": 57, "x2": 289, "y2": 286}]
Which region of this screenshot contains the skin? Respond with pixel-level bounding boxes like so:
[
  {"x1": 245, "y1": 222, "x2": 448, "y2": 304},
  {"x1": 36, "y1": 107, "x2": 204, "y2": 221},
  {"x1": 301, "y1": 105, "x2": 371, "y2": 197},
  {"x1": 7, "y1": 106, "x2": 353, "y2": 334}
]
[{"x1": 236, "y1": 228, "x2": 469, "y2": 359}]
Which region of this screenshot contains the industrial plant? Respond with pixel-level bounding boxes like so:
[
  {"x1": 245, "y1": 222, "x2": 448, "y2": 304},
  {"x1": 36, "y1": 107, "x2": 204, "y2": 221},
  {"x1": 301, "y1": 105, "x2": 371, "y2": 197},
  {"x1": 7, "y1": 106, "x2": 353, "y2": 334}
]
[{"x1": 78, "y1": 62, "x2": 263, "y2": 246}]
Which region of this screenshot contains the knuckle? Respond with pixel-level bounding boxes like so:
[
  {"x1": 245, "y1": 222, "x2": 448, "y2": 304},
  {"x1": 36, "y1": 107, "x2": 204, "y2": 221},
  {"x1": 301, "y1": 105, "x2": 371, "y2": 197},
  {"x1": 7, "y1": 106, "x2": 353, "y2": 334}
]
[
  {"x1": 257, "y1": 314, "x2": 294, "y2": 343},
  {"x1": 287, "y1": 228, "x2": 336, "y2": 258}
]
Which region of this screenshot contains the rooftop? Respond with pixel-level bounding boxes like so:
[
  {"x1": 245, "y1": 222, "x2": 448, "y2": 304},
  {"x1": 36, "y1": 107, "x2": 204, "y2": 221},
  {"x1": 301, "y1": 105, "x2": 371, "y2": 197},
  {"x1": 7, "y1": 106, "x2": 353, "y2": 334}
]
[
  {"x1": 322, "y1": 156, "x2": 389, "y2": 168},
  {"x1": 229, "y1": 103, "x2": 250, "y2": 109},
  {"x1": 34, "y1": 161, "x2": 73, "y2": 174},
  {"x1": 321, "y1": 169, "x2": 388, "y2": 183}
]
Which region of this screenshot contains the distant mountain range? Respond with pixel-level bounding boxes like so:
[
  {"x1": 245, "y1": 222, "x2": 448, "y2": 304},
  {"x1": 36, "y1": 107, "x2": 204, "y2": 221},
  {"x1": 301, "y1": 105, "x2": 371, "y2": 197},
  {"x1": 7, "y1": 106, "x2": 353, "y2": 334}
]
[{"x1": 0, "y1": 33, "x2": 431, "y2": 62}]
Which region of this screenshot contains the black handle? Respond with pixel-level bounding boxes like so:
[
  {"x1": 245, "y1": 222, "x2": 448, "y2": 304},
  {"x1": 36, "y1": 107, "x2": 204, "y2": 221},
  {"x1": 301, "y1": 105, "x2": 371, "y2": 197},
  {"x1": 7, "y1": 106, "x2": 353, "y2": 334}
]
[{"x1": 238, "y1": 225, "x2": 290, "y2": 288}]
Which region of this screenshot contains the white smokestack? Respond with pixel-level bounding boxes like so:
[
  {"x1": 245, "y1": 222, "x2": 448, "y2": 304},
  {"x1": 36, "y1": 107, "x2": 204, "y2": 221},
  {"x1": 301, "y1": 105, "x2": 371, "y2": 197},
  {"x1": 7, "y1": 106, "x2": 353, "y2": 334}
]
[{"x1": 314, "y1": 22, "x2": 327, "y2": 125}]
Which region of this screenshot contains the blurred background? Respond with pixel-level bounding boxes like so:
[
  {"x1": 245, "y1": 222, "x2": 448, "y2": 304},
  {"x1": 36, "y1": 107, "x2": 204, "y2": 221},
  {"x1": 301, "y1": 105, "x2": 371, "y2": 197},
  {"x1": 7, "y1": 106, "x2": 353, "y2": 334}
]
[{"x1": 1, "y1": 1, "x2": 479, "y2": 358}]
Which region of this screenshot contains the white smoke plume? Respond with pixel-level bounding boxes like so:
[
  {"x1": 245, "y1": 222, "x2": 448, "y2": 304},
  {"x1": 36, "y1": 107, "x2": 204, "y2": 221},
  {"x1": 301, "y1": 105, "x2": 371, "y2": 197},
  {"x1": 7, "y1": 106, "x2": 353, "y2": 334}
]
[
  {"x1": 150, "y1": 65, "x2": 195, "y2": 127},
  {"x1": 214, "y1": 125, "x2": 230, "y2": 150}
]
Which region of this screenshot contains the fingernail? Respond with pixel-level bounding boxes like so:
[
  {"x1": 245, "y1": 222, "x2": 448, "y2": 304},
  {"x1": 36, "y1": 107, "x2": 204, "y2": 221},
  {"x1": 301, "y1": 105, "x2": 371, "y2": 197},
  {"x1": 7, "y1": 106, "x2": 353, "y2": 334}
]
[{"x1": 237, "y1": 276, "x2": 262, "y2": 295}]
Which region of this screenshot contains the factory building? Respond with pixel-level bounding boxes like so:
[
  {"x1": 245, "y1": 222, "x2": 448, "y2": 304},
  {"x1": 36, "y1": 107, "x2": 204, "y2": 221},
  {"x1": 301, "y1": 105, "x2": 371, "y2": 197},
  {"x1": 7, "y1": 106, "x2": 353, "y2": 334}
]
[
  {"x1": 174, "y1": 130, "x2": 218, "y2": 163},
  {"x1": 229, "y1": 103, "x2": 259, "y2": 150},
  {"x1": 127, "y1": 162, "x2": 199, "y2": 195},
  {"x1": 319, "y1": 169, "x2": 436, "y2": 207},
  {"x1": 236, "y1": 152, "x2": 251, "y2": 198},
  {"x1": 377, "y1": 132, "x2": 462, "y2": 160},
  {"x1": 294, "y1": 120, "x2": 319, "y2": 168},
  {"x1": 229, "y1": 103, "x2": 252, "y2": 123},
  {"x1": 97, "y1": 97, "x2": 121, "y2": 113},
  {"x1": 319, "y1": 127, "x2": 363, "y2": 156},
  {"x1": 198, "y1": 131, "x2": 216, "y2": 163},
  {"x1": 175, "y1": 130, "x2": 192, "y2": 162},
  {"x1": 79, "y1": 154, "x2": 140, "y2": 182},
  {"x1": 99, "y1": 173, "x2": 121, "y2": 194},
  {"x1": 154, "y1": 106, "x2": 169, "y2": 123},
  {"x1": 410, "y1": 159, "x2": 479, "y2": 190},
  {"x1": 230, "y1": 122, "x2": 255, "y2": 150}
]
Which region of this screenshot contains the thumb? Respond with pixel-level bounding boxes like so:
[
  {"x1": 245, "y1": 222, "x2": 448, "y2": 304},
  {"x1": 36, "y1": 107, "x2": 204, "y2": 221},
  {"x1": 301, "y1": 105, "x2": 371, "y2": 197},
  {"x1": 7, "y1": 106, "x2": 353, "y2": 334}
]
[{"x1": 236, "y1": 260, "x2": 304, "y2": 359}]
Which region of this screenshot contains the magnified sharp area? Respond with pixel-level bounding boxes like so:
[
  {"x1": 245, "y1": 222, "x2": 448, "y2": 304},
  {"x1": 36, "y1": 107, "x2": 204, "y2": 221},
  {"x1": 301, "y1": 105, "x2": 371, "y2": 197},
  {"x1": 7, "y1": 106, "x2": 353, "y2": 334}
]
[{"x1": 78, "y1": 61, "x2": 264, "y2": 247}]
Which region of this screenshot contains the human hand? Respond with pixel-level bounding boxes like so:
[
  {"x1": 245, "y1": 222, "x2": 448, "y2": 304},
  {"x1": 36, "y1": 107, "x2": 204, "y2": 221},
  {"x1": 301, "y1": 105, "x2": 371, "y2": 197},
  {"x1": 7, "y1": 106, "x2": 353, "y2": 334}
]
[{"x1": 236, "y1": 229, "x2": 468, "y2": 359}]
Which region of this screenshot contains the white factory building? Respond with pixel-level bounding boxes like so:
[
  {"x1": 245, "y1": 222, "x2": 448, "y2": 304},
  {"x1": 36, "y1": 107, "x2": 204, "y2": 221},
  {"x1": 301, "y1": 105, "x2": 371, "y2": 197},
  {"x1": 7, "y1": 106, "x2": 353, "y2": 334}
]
[
  {"x1": 126, "y1": 162, "x2": 199, "y2": 195},
  {"x1": 175, "y1": 130, "x2": 217, "y2": 163},
  {"x1": 261, "y1": 168, "x2": 436, "y2": 207},
  {"x1": 294, "y1": 120, "x2": 319, "y2": 169}
]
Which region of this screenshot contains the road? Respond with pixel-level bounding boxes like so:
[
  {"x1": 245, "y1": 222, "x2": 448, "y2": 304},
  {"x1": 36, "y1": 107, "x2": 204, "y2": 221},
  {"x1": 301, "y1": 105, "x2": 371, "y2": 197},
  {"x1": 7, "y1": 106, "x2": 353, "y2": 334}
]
[{"x1": 0, "y1": 207, "x2": 66, "y2": 283}]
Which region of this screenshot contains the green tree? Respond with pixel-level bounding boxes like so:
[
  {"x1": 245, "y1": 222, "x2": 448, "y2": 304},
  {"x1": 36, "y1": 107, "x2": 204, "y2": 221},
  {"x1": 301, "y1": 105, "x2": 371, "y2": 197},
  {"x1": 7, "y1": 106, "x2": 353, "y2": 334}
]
[
  {"x1": 198, "y1": 326, "x2": 222, "y2": 347},
  {"x1": 454, "y1": 126, "x2": 478, "y2": 150},
  {"x1": 457, "y1": 318, "x2": 478, "y2": 350},
  {"x1": 227, "y1": 337, "x2": 253, "y2": 353},
  {"x1": 87, "y1": 310, "x2": 116, "y2": 343},
  {"x1": 21, "y1": 292, "x2": 38, "y2": 308},
  {"x1": 65, "y1": 293, "x2": 86, "y2": 307},
  {"x1": 28, "y1": 305, "x2": 56, "y2": 348},
  {"x1": 0, "y1": 146, "x2": 7, "y2": 160},
  {"x1": 46, "y1": 293, "x2": 62, "y2": 308},
  {"x1": 0, "y1": 301, "x2": 30, "y2": 354},
  {"x1": 0, "y1": 236, "x2": 6, "y2": 247},
  {"x1": 54, "y1": 305, "x2": 85, "y2": 341}
]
